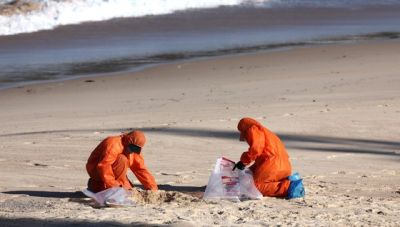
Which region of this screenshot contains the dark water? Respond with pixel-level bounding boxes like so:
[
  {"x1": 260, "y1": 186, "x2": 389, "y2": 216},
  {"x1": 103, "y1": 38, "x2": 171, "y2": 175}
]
[{"x1": 1, "y1": 5, "x2": 400, "y2": 89}]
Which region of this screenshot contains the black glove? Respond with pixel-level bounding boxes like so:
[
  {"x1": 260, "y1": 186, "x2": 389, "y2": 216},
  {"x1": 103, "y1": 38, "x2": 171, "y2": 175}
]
[{"x1": 232, "y1": 161, "x2": 245, "y2": 171}]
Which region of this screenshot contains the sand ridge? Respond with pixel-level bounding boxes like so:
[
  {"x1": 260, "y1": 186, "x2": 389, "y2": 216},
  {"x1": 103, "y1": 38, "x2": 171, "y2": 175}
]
[{"x1": 130, "y1": 189, "x2": 201, "y2": 205}]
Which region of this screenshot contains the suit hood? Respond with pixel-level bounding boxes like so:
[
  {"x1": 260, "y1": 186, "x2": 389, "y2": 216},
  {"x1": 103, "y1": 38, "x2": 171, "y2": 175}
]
[
  {"x1": 122, "y1": 130, "x2": 146, "y2": 147},
  {"x1": 237, "y1": 117, "x2": 262, "y2": 133}
]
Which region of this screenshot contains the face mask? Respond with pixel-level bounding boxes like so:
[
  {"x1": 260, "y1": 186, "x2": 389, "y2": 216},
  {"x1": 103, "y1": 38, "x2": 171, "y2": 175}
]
[{"x1": 127, "y1": 144, "x2": 142, "y2": 154}]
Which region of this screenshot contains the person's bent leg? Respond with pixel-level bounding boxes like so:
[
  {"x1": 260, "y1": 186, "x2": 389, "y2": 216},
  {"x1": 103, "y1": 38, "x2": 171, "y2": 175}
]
[
  {"x1": 88, "y1": 177, "x2": 106, "y2": 193},
  {"x1": 255, "y1": 179, "x2": 290, "y2": 197},
  {"x1": 88, "y1": 154, "x2": 130, "y2": 192},
  {"x1": 112, "y1": 154, "x2": 132, "y2": 189},
  {"x1": 112, "y1": 154, "x2": 129, "y2": 179}
]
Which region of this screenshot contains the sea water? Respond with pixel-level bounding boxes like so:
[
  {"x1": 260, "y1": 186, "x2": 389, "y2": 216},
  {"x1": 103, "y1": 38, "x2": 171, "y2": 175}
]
[{"x1": 0, "y1": 0, "x2": 400, "y2": 89}]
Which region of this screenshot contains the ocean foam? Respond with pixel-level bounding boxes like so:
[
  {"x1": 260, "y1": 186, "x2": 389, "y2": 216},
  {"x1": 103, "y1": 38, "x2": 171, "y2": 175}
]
[
  {"x1": 1, "y1": 0, "x2": 399, "y2": 36},
  {"x1": 0, "y1": 0, "x2": 271, "y2": 36}
]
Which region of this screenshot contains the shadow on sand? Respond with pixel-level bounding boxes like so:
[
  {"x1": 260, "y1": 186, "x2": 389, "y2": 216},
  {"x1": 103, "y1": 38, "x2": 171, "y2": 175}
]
[
  {"x1": 0, "y1": 217, "x2": 160, "y2": 227},
  {"x1": 2, "y1": 190, "x2": 85, "y2": 199},
  {"x1": 1, "y1": 185, "x2": 203, "y2": 226},
  {"x1": 3, "y1": 184, "x2": 206, "y2": 201},
  {"x1": 1, "y1": 126, "x2": 399, "y2": 157},
  {"x1": 0, "y1": 191, "x2": 166, "y2": 226}
]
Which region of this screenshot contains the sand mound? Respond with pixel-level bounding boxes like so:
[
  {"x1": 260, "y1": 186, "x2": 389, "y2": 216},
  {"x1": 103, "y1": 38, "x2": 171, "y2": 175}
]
[{"x1": 130, "y1": 189, "x2": 200, "y2": 205}]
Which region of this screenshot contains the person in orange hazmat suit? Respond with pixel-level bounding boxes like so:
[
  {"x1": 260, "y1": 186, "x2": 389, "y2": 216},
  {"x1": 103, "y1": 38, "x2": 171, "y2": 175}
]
[
  {"x1": 232, "y1": 117, "x2": 304, "y2": 199},
  {"x1": 86, "y1": 130, "x2": 158, "y2": 192}
]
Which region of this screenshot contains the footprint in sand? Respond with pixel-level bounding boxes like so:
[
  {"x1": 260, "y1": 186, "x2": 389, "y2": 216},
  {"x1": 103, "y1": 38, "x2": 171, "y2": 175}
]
[
  {"x1": 160, "y1": 172, "x2": 181, "y2": 177},
  {"x1": 157, "y1": 171, "x2": 196, "y2": 184},
  {"x1": 282, "y1": 113, "x2": 294, "y2": 117},
  {"x1": 305, "y1": 175, "x2": 326, "y2": 179},
  {"x1": 326, "y1": 153, "x2": 352, "y2": 159},
  {"x1": 174, "y1": 175, "x2": 193, "y2": 184},
  {"x1": 335, "y1": 171, "x2": 346, "y2": 175},
  {"x1": 26, "y1": 161, "x2": 48, "y2": 167},
  {"x1": 33, "y1": 163, "x2": 48, "y2": 167},
  {"x1": 255, "y1": 116, "x2": 266, "y2": 120},
  {"x1": 378, "y1": 169, "x2": 397, "y2": 175},
  {"x1": 326, "y1": 155, "x2": 337, "y2": 159}
]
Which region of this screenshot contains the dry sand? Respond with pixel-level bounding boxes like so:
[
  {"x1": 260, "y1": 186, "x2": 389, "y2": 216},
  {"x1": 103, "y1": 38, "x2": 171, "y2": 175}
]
[{"x1": 0, "y1": 40, "x2": 399, "y2": 226}]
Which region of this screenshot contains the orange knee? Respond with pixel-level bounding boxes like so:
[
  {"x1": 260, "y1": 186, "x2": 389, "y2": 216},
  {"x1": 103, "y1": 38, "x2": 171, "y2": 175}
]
[
  {"x1": 88, "y1": 154, "x2": 130, "y2": 192},
  {"x1": 255, "y1": 179, "x2": 290, "y2": 197},
  {"x1": 87, "y1": 178, "x2": 106, "y2": 193}
]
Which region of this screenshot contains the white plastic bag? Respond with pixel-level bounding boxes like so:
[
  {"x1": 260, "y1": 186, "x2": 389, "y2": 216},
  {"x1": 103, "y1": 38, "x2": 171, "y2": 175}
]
[
  {"x1": 203, "y1": 157, "x2": 262, "y2": 202},
  {"x1": 82, "y1": 187, "x2": 135, "y2": 207}
]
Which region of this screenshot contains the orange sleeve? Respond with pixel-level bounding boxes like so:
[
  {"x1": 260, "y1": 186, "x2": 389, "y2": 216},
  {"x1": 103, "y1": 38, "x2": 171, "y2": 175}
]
[
  {"x1": 96, "y1": 142, "x2": 121, "y2": 188},
  {"x1": 130, "y1": 154, "x2": 158, "y2": 191},
  {"x1": 240, "y1": 126, "x2": 265, "y2": 165}
]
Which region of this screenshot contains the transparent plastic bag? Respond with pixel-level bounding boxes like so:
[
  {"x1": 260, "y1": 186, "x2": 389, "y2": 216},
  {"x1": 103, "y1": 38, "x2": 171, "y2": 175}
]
[
  {"x1": 82, "y1": 187, "x2": 135, "y2": 207},
  {"x1": 203, "y1": 157, "x2": 262, "y2": 202},
  {"x1": 203, "y1": 157, "x2": 240, "y2": 202},
  {"x1": 239, "y1": 169, "x2": 263, "y2": 200}
]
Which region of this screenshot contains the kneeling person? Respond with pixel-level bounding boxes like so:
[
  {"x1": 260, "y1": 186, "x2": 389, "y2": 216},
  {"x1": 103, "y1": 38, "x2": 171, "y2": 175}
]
[
  {"x1": 86, "y1": 130, "x2": 158, "y2": 192},
  {"x1": 233, "y1": 118, "x2": 304, "y2": 199}
]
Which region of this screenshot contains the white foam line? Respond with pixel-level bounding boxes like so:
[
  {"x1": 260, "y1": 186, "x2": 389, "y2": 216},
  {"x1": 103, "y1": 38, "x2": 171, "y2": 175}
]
[{"x1": 0, "y1": 0, "x2": 272, "y2": 36}]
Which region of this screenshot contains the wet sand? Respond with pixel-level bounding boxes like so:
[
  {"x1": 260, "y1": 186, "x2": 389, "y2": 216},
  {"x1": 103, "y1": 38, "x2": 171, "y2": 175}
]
[{"x1": 0, "y1": 40, "x2": 399, "y2": 226}]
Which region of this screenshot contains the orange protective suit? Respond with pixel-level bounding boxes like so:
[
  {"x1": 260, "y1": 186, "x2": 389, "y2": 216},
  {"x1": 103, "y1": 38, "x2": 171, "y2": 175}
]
[
  {"x1": 86, "y1": 131, "x2": 158, "y2": 192},
  {"x1": 238, "y1": 118, "x2": 292, "y2": 197}
]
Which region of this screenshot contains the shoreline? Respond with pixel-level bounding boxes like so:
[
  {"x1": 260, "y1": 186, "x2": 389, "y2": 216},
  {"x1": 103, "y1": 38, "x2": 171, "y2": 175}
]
[
  {"x1": 1, "y1": 31, "x2": 400, "y2": 91},
  {"x1": 2, "y1": 2, "x2": 400, "y2": 90}
]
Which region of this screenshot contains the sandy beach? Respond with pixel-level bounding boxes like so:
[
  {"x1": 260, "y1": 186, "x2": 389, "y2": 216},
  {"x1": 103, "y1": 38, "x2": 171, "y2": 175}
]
[{"x1": 0, "y1": 40, "x2": 399, "y2": 226}]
